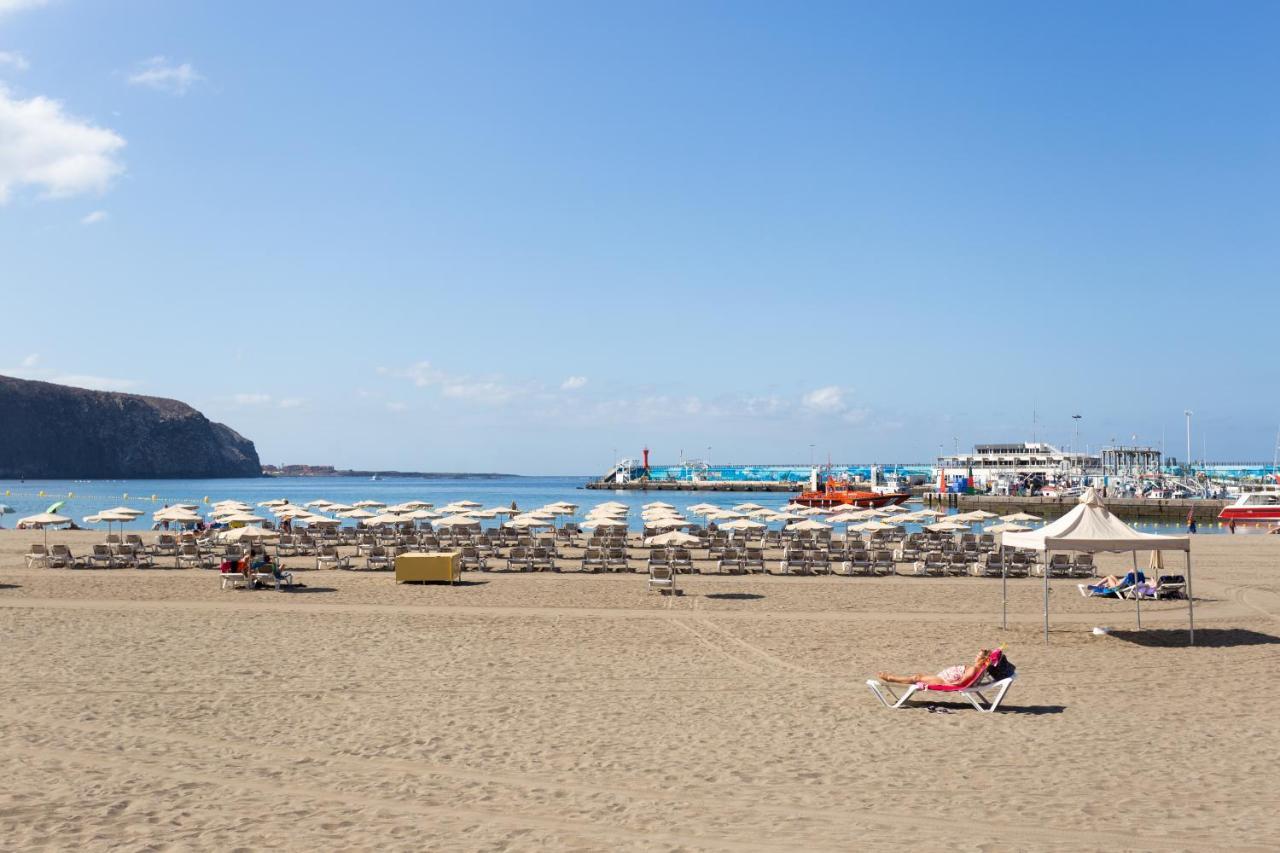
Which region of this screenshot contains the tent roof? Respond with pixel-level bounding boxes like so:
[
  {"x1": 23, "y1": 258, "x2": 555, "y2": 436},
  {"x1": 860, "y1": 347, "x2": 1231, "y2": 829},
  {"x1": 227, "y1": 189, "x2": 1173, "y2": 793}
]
[{"x1": 1001, "y1": 488, "x2": 1189, "y2": 553}]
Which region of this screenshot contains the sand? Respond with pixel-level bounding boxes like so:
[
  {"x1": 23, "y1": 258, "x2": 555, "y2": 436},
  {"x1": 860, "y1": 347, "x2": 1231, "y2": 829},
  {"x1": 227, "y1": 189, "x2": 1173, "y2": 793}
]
[{"x1": 2, "y1": 530, "x2": 1278, "y2": 851}]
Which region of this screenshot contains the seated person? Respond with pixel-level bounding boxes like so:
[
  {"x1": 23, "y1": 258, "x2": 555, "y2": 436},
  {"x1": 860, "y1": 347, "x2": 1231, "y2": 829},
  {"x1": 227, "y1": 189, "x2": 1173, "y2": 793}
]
[
  {"x1": 270, "y1": 562, "x2": 294, "y2": 588},
  {"x1": 877, "y1": 649, "x2": 991, "y2": 688}
]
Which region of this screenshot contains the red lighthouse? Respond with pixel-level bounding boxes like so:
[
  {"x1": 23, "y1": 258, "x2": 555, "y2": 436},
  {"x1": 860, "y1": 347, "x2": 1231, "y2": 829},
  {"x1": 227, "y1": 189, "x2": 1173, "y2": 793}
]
[{"x1": 642, "y1": 447, "x2": 651, "y2": 477}]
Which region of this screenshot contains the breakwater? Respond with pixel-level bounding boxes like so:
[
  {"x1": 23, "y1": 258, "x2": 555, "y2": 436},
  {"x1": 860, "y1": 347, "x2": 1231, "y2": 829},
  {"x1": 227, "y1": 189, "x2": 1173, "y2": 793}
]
[
  {"x1": 585, "y1": 480, "x2": 803, "y2": 492},
  {"x1": 921, "y1": 493, "x2": 1229, "y2": 522}
]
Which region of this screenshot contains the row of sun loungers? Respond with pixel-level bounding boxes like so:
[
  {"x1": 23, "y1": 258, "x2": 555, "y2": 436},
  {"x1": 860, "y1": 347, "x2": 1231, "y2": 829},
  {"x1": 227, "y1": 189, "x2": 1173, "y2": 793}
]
[{"x1": 23, "y1": 538, "x2": 1100, "y2": 579}]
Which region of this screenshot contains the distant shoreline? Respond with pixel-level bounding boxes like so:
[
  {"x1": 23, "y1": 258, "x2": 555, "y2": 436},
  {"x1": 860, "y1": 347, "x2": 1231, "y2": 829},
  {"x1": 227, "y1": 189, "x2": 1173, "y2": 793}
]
[{"x1": 262, "y1": 470, "x2": 521, "y2": 480}]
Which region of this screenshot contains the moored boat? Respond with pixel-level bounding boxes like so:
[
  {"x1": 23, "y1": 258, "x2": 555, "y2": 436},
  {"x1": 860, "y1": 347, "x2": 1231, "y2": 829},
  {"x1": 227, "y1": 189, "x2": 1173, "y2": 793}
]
[
  {"x1": 1218, "y1": 488, "x2": 1280, "y2": 524},
  {"x1": 794, "y1": 479, "x2": 910, "y2": 509}
]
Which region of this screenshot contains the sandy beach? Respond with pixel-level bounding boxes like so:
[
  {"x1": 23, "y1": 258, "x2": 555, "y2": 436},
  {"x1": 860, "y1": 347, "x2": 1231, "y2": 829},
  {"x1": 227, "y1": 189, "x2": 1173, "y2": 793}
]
[{"x1": 2, "y1": 530, "x2": 1278, "y2": 851}]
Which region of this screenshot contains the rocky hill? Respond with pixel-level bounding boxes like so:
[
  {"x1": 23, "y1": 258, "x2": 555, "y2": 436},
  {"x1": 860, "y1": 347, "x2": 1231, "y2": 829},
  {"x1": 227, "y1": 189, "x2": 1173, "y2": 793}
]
[{"x1": 0, "y1": 375, "x2": 261, "y2": 479}]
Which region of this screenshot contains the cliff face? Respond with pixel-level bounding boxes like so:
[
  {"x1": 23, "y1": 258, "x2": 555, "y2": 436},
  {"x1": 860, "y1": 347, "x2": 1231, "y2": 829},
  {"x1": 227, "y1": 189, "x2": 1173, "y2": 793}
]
[{"x1": 0, "y1": 375, "x2": 261, "y2": 479}]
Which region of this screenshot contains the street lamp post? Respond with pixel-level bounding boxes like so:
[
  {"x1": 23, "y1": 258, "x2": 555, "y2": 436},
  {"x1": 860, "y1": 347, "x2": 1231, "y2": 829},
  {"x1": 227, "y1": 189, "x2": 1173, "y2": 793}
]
[
  {"x1": 1184, "y1": 410, "x2": 1193, "y2": 471},
  {"x1": 1072, "y1": 414, "x2": 1082, "y2": 451}
]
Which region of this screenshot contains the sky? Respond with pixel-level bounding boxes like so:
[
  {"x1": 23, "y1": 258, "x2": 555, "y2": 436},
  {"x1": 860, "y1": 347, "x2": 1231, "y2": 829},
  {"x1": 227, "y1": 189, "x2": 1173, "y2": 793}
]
[{"x1": 1, "y1": 1, "x2": 1277, "y2": 474}]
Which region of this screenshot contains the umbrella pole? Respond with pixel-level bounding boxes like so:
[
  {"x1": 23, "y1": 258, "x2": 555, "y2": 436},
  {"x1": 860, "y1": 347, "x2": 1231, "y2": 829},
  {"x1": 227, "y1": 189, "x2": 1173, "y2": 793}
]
[
  {"x1": 1043, "y1": 549, "x2": 1050, "y2": 645},
  {"x1": 1186, "y1": 550, "x2": 1195, "y2": 646},
  {"x1": 1001, "y1": 559, "x2": 1008, "y2": 630},
  {"x1": 1133, "y1": 551, "x2": 1141, "y2": 631}
]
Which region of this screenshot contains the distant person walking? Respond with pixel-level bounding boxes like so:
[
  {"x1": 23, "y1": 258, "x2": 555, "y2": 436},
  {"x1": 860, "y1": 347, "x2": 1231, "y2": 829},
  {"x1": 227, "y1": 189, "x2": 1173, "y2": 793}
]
[
  {"x1": 1229, "y1": 518, "x2": 1237, "y2": 534},
  {"x1": 1187, "y1": 511, "x2": 1198, "y2": 534}
]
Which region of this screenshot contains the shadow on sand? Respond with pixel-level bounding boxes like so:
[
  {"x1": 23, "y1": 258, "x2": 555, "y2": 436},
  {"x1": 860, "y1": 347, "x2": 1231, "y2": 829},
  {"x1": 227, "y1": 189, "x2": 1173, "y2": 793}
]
[
  {"x1": 913, "y1": 702, "x2": 1066, "y2": 716},
  {"x1": 285, "y1": 586, "x2": 338, "y2": 594},
  {"x1": 0, "y1": 583, "x2": 20, "y2": 590},
  {"x1": 1108, "y1": 627, "x2": 1280, "y2": 648},
  {"x1": 704, "y1": 592, "x2": 765, "y2": 601}
]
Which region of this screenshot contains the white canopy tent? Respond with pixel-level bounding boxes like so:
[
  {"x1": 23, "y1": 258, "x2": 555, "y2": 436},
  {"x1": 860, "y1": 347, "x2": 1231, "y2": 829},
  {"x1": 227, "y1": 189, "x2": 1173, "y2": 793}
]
[{"x1": 1001, "y1": 488, "x2": 1193, "y2": 644}]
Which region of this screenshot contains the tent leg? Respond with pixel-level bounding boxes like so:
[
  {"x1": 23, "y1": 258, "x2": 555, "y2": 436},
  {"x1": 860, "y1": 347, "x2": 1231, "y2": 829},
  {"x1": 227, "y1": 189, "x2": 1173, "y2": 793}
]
[
  {"x1": 1043, "y1": 550, "x2": 1050, "y2": 645},
  {"x1": 1133, "y1": 551, "x2": 1141, "y2": 630},
  {"x1": 1186, "y1": 550, "x2": 1195, "y2": 646}
]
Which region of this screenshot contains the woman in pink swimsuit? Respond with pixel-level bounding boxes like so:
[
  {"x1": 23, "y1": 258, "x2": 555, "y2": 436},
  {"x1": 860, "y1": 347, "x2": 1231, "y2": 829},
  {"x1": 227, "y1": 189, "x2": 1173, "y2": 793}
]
[{"x1": 877, "y1": 649, "x2": 991, "y2": 687}]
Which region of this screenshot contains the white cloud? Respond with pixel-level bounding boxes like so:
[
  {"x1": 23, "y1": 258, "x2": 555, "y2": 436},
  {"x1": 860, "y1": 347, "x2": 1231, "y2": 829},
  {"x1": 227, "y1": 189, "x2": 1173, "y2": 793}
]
[
  {"x1": 386, "y1": 401, "x2": 407, "y2": 413},
  {"x1": 385, "y1": 361, "x2": 531, "y2": 406},
  {"x1": 51, "y1": 374, "x2": 140, "y2": 392},
  {"x1": 232, "y1": 393, "x2": 272, "y2": 406},
  {"x1": 0, "y1": 1, "x2": 48, "y2": 17},
  {"x1": 0, "y1": 51, "x2": 29, "y2": 71},
  {"x1": 560, "y1": 376, "x2": 587, "y2": 391},
  {"x1": 277, "y1": 397, "x2": 304, "y2": 409},
  {"x1": 802, "y1": 385, "x2": 846, "y2": 413},
  {"x1": 20, "y1": 352, "x2": 37, "y2": 368},
  {"x1": 127, "y1": 56, "x2": 202, "y2": 95},
  {"x1": 80, "y1": 209, "x2": 107, "y2": 225},
  {"x1": 0, "y1": 85, "x2": 126, "y2": 203}
]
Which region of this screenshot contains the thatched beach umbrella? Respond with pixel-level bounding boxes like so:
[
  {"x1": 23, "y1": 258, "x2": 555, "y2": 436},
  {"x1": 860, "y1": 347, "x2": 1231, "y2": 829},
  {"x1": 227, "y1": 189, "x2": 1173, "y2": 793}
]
[
  {"x1": 218, "y1": 525, "x2": 279, "y2": 542},
  {"x1": 1000, "y1": 512, "x2": 1043, "y2": 523},
  {"x1": 719, "y1": 518, "x2": 766, "y2": 532},
  {"x1": 644, "y1": 530, "x2": 700, "y2": 547},
  {"x1": 786, "y1": 518, "x2": 832, "y2": 532},
  {"x1": 18, "y1": 512, "x2": 72, "y2": 547}
]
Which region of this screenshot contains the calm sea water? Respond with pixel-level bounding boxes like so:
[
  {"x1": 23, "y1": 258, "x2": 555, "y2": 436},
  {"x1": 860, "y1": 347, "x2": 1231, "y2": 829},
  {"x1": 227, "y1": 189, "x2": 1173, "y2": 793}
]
[{"x1": 0, "y1": 475, "x2": 1228, "y2": 536}]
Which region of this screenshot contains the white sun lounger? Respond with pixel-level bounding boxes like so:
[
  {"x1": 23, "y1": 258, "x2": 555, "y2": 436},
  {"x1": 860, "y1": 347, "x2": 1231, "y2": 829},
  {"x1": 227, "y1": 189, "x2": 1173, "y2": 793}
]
[{"x1": 866, "y1": 673, "x2": 1016, "y2": 714}]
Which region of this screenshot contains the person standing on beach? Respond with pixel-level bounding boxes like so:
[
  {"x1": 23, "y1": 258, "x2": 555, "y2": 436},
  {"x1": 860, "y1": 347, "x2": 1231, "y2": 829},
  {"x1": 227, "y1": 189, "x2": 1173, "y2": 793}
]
[
  {"x1": 1187, "y1": 511, "x2": 1198, "y2": 534},
  {"x1": 1229, "y1": 518, "x2": 1237, "y2": 534}
]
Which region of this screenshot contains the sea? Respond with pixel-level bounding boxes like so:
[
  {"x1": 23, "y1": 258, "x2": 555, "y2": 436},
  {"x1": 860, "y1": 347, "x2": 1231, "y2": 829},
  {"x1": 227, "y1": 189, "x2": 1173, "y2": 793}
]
[{"x1": 0, "y1": 475, "x2": 1228, "y2": 536}]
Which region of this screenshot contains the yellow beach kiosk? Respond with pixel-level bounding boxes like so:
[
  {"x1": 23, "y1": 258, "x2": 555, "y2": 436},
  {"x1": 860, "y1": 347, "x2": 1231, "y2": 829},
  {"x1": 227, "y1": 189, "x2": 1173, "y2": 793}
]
[{"x1": 395, "y1": 551, "x2": 461, "y2": 584}]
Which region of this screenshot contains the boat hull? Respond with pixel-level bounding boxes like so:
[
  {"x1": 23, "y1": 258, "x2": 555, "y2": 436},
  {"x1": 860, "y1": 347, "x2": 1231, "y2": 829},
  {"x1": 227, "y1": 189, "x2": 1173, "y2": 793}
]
[{"x1": 1218, "y1": 507, "x2": 1280, "y2": 523}]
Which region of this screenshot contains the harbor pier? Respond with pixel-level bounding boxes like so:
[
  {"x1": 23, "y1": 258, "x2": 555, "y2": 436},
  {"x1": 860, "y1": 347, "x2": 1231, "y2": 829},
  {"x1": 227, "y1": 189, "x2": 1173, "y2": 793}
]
[{"x1": 921, "y1": 492, "x2": 1229, "y2": 522}]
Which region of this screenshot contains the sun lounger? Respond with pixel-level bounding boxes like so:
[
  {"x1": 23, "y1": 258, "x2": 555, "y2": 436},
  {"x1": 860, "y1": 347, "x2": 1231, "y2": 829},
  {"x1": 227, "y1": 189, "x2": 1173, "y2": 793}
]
[
  {"x1": 316, "y1": 546, "x2": 351, "y2": 570},
  {"x1": 781, "y1": 549, "x2": 809, "y2": 575},
  {"x1": 648, "y1": 564, "x2": 676, "y2": 595},
  {"x1": 220, "y1": 572, "x2": 250, "y2": 590},
  {"x1": 605, "y1": 547, "x2": 630, "y2": 572},
  {"x1": 154, "y1": 534, "x2": 178, "y2": 557},
  {"x1": 912, "y1": 551, "x2": 945, "y2": 577},
  {"x1": 1078, "y1": 571, "x2": 1145, "y2": 598},
  {"x1": 255, "y1": 568, "x2": 295, "y2": 590},
  {"x1": 176, "y1": 544, "x2": 213, "y2": 569},
  {"x1": 866, "y1": 651, "x2": 1016, "y2": 713},
  {"x1": 580, "y1": 547, "x2": 605, "y2": 573},
  {"x1": 1070, "y1": 554, "x2": 1096, "y2": 578},
  {"x1": 48, "y1": 544, "x2": 83, "y2": 568},
  {"x1": 1149, "y1": 574, "x2": 1187, "y2": 599},
  {"x1": 530, "y1": 547, "x2": 556, "y2": 572},
  {"x1": 24, "y1": 544, "x2": 51, "y2": 568},
  {"x1": 870, "y1": 549, "x2": 895, "y2": 576}
]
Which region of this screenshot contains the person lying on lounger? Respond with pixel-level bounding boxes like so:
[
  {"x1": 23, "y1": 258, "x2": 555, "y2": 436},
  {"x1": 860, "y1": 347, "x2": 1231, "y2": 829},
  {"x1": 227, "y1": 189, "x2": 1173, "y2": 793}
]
[
  {"x1": 877, "y1": 649, "x2": 991, "y2": 687},
  {"x1": 1082, "y1": 571, "x2": 1144, "y2": 596}
]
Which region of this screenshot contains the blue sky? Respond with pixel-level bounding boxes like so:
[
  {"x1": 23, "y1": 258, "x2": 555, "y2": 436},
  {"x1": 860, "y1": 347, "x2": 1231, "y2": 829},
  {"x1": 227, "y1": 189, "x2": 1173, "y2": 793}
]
[{"x1": 1, "y1": 1, "x2": 1277, "y2": 473}]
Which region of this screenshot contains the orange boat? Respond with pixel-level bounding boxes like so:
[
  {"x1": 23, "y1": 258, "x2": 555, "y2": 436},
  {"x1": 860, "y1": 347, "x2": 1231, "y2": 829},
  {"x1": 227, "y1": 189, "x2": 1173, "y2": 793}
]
[{"x1": 794, "y1": 478, "x2": 910, "y2": 509}]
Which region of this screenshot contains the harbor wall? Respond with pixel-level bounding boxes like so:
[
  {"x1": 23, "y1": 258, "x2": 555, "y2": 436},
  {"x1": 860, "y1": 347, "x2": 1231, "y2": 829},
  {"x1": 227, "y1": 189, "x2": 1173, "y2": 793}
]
[
  {"x1": 585, "y1": 480, "x2": 803, "y2": 492},
  {"x1": 921, "y1": 493, "x2": 1229, "y2": 522}
]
